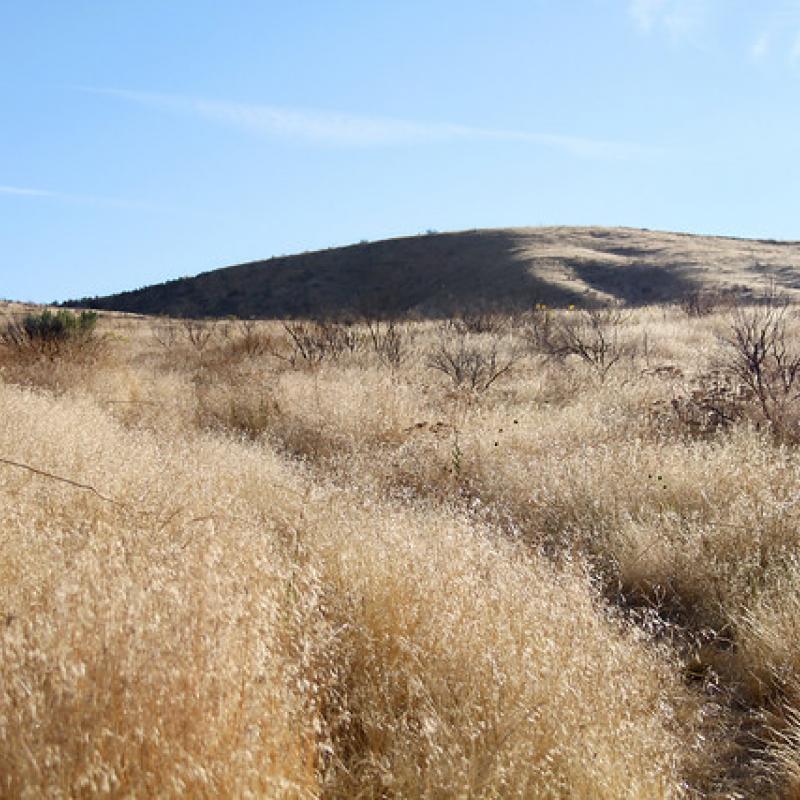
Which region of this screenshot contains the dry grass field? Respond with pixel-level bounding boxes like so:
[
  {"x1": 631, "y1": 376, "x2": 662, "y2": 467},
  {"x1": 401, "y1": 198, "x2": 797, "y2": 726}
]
[{"x1": 5, "y1": 296, "x2": 800, "y2": 796}]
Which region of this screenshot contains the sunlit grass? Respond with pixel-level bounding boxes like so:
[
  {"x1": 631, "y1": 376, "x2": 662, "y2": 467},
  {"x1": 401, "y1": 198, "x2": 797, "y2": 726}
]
[{"x1": 2, "y1": 303, "x2": 800, "y2": 796}]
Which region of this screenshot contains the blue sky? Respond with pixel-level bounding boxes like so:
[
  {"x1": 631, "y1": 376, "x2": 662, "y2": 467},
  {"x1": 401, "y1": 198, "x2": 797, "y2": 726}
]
[{"x1": 2, "y1": 0, "x2": 800, "y2": 302}]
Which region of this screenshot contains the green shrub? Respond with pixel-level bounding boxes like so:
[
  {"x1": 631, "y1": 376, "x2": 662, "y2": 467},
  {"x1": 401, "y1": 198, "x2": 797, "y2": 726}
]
[
  {"x1": 2, "y1": 309, "x2": 99, "y2": 360},
  {"x1": 25, "y1": 309, "x2": 97, "y2": 340}
]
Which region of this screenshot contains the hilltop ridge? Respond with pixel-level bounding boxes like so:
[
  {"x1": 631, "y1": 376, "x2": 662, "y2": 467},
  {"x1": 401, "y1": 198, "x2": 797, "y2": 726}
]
[{"x1": 64, "y1": 226, "x2": 800, "y2": 318}]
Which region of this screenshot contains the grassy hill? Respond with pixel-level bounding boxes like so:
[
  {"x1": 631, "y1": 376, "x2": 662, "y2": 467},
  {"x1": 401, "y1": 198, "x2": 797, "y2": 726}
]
[{"x1": 64, "y1": 226, "x2": 800, "y2": 318}]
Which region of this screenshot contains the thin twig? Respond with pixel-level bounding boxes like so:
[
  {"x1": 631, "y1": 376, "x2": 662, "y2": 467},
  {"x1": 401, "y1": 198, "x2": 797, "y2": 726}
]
[
  {"x1": 0, "y1": 456, "x2": 308, "y2": 520},
  {"x1": 100, "y1": 399, "x2": 161, "y2": 405},
  {"x1": 0, "y1": 456, "x2": 125, "y2": 508}
]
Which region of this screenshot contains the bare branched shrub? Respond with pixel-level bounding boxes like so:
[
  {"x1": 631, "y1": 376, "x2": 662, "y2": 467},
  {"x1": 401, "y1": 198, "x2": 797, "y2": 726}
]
[
  {"x1": 364, "y1": 318, "x2": 408, "y2": 369},
  {"x1": 182, "y1": 317, "x2": 217, "y2": 357},
  {"x1": 282, "y1": 319, "x2": 364, "y2": 366},
  {"x1": 192, "y1": 321, "x2": 283, "y2": 375},
  {"x1": 717, "y1": 293, "x2": 800, "y2": 438},
  {"x1": 679, "y1": 290, "x2": 720, "y2": 318},
  {"x1": 216, "y1": 317, "x2": 235, "y2": 342},
  {"x1": 667, "y1": 371, "x2": 752, "y2": 437},
  {"x1": 233, "y1": 319, "x2": 269, "y2": 356},
  {"x1": 519, "y1": 304, "x2": 557, "y2": 353},
  {"x1": 215, "y1": 318, "x2": 275, "y2": 361},
  {"x1": 450, "y1": 308, "x2": 509, "y2": 335},
  {"x1": 426, "y1": 326, "x2": 518, "y2": 392},
  {"x1": 282, "y1": 321, "x2": 330, "y2": 367},
  {"x1": 150, "y1": 318, "x2": 180, "y2": 351},
  {"x1": 532, "y1": 306, "x2": 632, "y2": 381}
]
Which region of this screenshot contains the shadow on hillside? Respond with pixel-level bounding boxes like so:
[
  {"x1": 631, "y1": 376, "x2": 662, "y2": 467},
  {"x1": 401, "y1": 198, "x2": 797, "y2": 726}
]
[
  {"x1": 66, "y1": 229, "x2": 708, "y2": 319},
  {"x1": 751, "y1": 262, "x2": 800, "y2": 292},
  {"x1": 568, "y1": 259, "x2": 702, "y2": 304}
]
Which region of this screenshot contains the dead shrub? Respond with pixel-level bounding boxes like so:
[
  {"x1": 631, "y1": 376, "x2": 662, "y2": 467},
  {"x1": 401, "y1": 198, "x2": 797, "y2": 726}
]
[
  {"x1": 717, "y1": 293, "x2": 800, "y2": 440},
  {"x1": 679, "y1": 290, "x2": 722, "y2": 318},
  {"x1": 426, "y1": 326, "x2": 518, "y2": 392},
  {"x1": 150, "y1": 318, "x2": 181, "y2": 353},
  {"x1": 666, "y1": 370, "x2": 753, "y2": 437},
  {"x1": 364, "y1": 318, "x2": 409, "y2": 369},
  {"x1": 199, "y1": 320, "x2": 278, "y2": 368},
  {"x1": 229, "y1": 318, "x2": 272, "y2": 358},
  {"x1": 450, "y1": 308, "x2": 510, "y2": 335},
  {"x1": 531, "y1": 306, "x2": 633, "y2": 381},
  {"x1": 282, "y1": 319, "x2": 364, "y2": 367},
  {"x1": 519, "y1": 304, "x2": 557, "y2": 354},
  {"x1": 182, "y1": 318, "x2": 219, "y2": 362}
]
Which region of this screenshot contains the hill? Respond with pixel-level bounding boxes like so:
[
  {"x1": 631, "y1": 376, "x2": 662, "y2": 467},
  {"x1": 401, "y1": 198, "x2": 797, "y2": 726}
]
[{"x1": 64, "y1": 226, "x2": 800, "y2": 318}]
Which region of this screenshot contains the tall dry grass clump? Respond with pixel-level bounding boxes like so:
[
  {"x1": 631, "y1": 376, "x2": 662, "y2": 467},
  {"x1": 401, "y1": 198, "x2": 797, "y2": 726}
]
[
  {"x1": 304, "y1": 502, "x2": 707, "y2": 797},
  {"x1": 0, "y1": 384, "x2": 320, "y2": 797}
]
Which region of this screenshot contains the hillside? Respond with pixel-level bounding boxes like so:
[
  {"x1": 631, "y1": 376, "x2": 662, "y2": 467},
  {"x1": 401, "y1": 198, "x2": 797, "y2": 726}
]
[{"x1": 65, "y1": 226, "x2": 800, "y2": 318}]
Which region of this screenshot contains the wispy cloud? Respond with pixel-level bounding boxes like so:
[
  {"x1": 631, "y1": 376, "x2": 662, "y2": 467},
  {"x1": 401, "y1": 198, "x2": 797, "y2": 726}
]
[
  {"x1": 0, "y1": 184, "x2": 60, "y2": 198},
  {"x1": 0, "y1": 182, "x2": 163, "y2": 211},
  {"x1": 791, "y1": 30, "x2": 800, "y2": 63},
  {"x1": 630, "y1": 1, "x2": 800, "y2": 63},
  {"x1": 629, "y1": 0, "x2": 709, "y2": 43},
  {"x1": 746, "y1": 2, "x2": 800, "y2": 65},
  {"x1": 78, "y1": 87, "x2": 663, "y2": 161},
  {"x1": 630, "y1": 0, "x2": 668, "y2": 32}
]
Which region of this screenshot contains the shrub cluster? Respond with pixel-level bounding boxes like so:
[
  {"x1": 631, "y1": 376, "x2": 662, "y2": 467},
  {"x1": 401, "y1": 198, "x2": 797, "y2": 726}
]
[
  {"x1": 426, "y1": 324, "x2": 518, "y2": 392},
  {"x1": 1, "y1": 309, "x2": 99, "y2": 361},
  {"x1": 717, "y1": 293, "x2": 800, "y2": 440},
  {"x1": 524, "y1": 305, "x2": 633, "y2": 381}
]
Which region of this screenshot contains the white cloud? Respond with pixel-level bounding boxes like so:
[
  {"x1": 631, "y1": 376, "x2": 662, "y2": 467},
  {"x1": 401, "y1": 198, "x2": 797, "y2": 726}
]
[
  {"x1": 0, "y1": 182, "x2": 162, "y2": 211},
  {"x1": 631, "y1": 0, "x2": 800, "y2": 63},
  {"x1": 630, "y1": 0, "x2": 668, "y2": 32},
  {"x1": 664, "y1": 6, "x2": 704, "y2": 39},
  {"x1": 790, "y1": 30, "x2": 800, "y2": 63},
  {"x1": 629, "y1": 0, "x2": 708, "y2": 43},
  {"x1": 744, "y1": 1, "x2": 800, "y2": 64},
  {"x1": 79, "y1": 87, "x2": 663, "y2": 161},
  {"x1": 750, "y1": 31, "x2": 771, "y2": 61},
  {"x1": 0, "y1": 184, "x2": 58, "y2": 198}
]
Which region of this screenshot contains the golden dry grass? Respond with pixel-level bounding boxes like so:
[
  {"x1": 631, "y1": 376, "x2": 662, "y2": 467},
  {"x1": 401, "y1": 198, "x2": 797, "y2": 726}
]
[{"x1": 5, "y1": 302, "x2": 800, "y2": 796}]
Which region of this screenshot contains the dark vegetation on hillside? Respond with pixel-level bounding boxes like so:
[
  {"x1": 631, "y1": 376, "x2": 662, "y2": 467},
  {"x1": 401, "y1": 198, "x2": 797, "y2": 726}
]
[{"x1": 63, "y1": 226, "x2": 800, "y2": 319}]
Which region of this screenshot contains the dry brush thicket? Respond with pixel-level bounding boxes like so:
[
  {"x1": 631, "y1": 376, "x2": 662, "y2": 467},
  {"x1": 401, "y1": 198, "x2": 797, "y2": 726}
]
[{"x1": 4, "y1": 301, "x2": 800, "y2": 796}]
